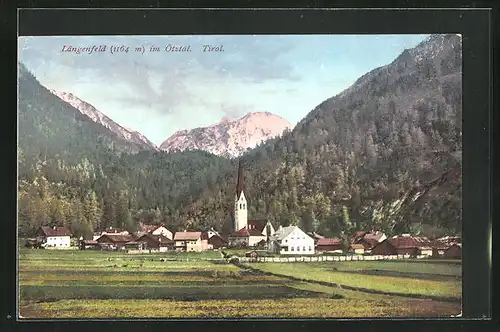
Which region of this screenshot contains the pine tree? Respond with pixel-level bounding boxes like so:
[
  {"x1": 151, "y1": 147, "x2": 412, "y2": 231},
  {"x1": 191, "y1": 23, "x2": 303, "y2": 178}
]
[
  {"x1": 101, "y1": 195, "x2": 116, "y2": 229},
  {"x1": 18, "y1": 194, "x2": 37, "y2": 236},
  {"x1": 115, "y1": 191, "x2": 130, "y2": 229},
  {"x1": 33, "y1": 196, "x2": 50, "y2": 227},
  {"x1": 83, "y1": 189, "x2": 101, "y2": 231},
  {"x1": 49, "y1": 199, "x2": 66, "y2": 227}
]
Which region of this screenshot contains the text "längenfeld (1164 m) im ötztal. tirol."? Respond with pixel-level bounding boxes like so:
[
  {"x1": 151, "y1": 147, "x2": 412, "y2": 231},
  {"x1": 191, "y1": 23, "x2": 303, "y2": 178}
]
[{"x1": 60, "y1": 44, "x2": 224, "y2": 55}]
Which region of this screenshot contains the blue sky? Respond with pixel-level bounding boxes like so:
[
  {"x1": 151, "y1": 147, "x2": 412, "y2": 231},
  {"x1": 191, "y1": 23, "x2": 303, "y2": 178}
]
[{"x1": 18, "y1": 34, "x2": 429, "y2": 146}]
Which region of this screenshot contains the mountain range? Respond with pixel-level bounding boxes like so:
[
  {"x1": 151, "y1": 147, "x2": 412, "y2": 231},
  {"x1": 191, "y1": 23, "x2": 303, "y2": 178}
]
[
  {"x1": 49, "y1": 90, "x2": 291, "y2": 158},
  {"x1": 17, "y1": 34, "x2": 462, "y2": 240},
  {"x1": 49, "y1": 90, "x2": 159, "y2": 151},
  {"x1": 159, "y1": 112, "x2": 292, "y2": 157}
]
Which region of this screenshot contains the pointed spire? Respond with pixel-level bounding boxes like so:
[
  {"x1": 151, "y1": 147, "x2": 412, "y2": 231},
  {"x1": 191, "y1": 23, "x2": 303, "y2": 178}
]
[{"x1": 236, "y1": 159, "x2": 244, "y2": 199}]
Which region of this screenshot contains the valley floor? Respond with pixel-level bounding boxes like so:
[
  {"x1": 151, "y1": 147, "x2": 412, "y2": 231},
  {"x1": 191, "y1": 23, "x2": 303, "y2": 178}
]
[{"x1": 18, "y1": 249, "x2": 462, "y2": 319}]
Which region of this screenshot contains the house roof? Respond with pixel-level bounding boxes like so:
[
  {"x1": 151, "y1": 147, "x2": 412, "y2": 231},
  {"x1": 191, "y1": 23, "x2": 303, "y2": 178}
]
[
  {"x1": 388, "y1": 235, "x2": 433, "y2": 249},
  {"x1": 351, "y1": 230, "x2": 385, "y2": 243},
  {"x1": 351, "y1": 231, "x2": 366, "y2": 242},
  {"x1": 307, "y1": 232, "x2": 325, "y2": 240},
  {"x1": 363, "y1": 231, "x2": 386, "y2": 242},
  {"x1": 434, "y1": 236, "x2": 461, "y2": 247},
  {"x1": 247, "y1": 219, "x2": 269, "y2": 232},
  {"x1": 270, "y1": 226, "x2": 305, "y2": 241},
  {"x1": 208, "y1": 234, "x2": 228, "y2": 245},
  {"x1": 437, "y1": 235, "x2": 461, "y2": 242},
  {"x1": 98, "y1": 234, "x2": 135, "y2": 243},
  {"x1": 356, "y1": 237, "x2": 379, "y2": 249},
  {"x1": 136, "y1": 233, "x2": 174, "y2": 244},
  {"x1": 174, "y1": 232, "x2": 202, "y2": 241},
  {"x1": 229, "y1": 227, "x2": 265, "y2": 237},
  {"x1": 38, "y1": 226, "x2": 72, "y2": 237},
  {"x1": 316, "y1": 238, "x2": 341, "y2": 246},
  {"x1": 103, "y1": 227, "x2": 127, "y2": 234},
  {"x1": 81, "y1": 240, "x2": 98, "y2": 245}
]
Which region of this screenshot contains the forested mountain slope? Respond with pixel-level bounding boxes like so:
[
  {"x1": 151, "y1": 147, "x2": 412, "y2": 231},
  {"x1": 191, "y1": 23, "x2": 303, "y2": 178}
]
[
  {"x1": 180, "y1": 34, "x2": 462, "y2": 238},
  {"x1": 50, "y1": 90, "x2": 158, "y2": 151},
  {"x1": 18, "y1": 63, "x2": 234, "y2": 237},
  {"x1": 18, "y1": 34, "x2": 462, "y2": 240},
  {"x1": 18, "y1": 63, "x2": 151, "y2": 161}
]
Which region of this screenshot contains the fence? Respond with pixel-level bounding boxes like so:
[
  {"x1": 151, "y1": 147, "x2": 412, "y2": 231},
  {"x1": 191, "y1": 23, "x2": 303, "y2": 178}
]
[
  {"x1": 127, "y1": 249, "x2": 170, "y2": 254},
  {"x1": 236, "y1": 254, "x2": 429, "y2": 263}
]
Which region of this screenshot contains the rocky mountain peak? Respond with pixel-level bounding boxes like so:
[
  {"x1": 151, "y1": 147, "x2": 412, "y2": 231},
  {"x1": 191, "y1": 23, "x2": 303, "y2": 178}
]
[
  {"x1": 50, "y1": 90, "x2": 158, "y2": 151},
  {"x1": 160, "y1": 111, "x2": 292, "y2": 158}
]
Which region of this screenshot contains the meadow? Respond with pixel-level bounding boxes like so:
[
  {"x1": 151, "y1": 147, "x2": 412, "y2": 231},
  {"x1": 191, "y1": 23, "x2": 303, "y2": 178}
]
[
  {"x1": 244, "y1": 261, "x2": 462, "y2": 299},
  {"x1": 18, "y1": 249, "x2": 462, "y2": 318}
]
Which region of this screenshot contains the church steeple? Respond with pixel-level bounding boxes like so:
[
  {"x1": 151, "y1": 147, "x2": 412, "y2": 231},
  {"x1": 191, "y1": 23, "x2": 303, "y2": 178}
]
[
  {"x1": 234, "y1": 159, "x2": 248, "y2": 232},
  {"x1": 236, "y1": 159, "x2": 244, "y2": 199}
]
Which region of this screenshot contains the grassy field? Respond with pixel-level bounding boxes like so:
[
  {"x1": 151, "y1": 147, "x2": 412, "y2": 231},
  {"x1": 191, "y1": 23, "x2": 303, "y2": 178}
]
[
  {"x1": 18, "y1": 249, "x2": 462, "y2": 318},
  {"x1": 245, "y1": 261, "x2": 462, "y2": 299}
]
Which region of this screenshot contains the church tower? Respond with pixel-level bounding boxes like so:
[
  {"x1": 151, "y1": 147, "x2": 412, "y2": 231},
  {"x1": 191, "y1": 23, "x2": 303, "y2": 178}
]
[{"x1": 234, "y1": 160, "x2": 248, "y2": 232}]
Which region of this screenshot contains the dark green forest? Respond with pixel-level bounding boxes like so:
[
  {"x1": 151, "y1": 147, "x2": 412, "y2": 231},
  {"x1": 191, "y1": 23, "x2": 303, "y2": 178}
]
[{"x1": 18, "y1": 34, "x2": 462, "y2": 240}]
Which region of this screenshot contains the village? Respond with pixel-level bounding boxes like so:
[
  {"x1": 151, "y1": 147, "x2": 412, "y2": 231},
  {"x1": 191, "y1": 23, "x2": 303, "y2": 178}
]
[{"x1": 25, "y1": 162, "x2": 462, "y2": 261}]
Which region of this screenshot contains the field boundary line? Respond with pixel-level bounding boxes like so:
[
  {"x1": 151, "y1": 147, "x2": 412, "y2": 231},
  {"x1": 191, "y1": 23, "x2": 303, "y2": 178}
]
[
  {"x1": 234, "y1": 262, "x2": 461, "y2": 303},
  {"x1": 328, "y1": 269, "x2": 462, "y2": 281}
]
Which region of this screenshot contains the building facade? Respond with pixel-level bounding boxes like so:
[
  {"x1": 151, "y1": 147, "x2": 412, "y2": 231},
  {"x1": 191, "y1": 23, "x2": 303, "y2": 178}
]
[
  {"x1": 173, "y1": 232, "x2": 209, "y2": 252},
  {"x1": 35, "y1": 226, "x2": 72, "y2": 248},
  {"x1": 247, "y1": 219, "x2": 275, "y2": 237},
  {"x1": 228, "y1": 227, "x2": 267, "y2": 248},
  {"x1": 135, "y1": 233, "x2": 174, "y2": 252},
  {"x1": 268, "y1": 226, "x2": 315, "y2": 255},
  {"x1": 316, "y1": 238, "x2": 342, "y2": 252},
  {"x1": 208, "y1": 234, "x2": 228, "y2": 249},
  {"x1": 95, "y1": 233, "x2": 136, "y2": 250}
]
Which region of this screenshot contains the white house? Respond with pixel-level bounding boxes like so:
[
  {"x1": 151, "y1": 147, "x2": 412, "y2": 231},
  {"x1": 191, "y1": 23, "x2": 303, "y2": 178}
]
[
  {"x1": 173, "y1": 232, "x2": 209, "y2": 252},
  {"x1": 35, "y1": 226, "x2": 72, "y2": 248},
  {"x1": 268, "y1": 226, "x2": 315, "y2": 255}
]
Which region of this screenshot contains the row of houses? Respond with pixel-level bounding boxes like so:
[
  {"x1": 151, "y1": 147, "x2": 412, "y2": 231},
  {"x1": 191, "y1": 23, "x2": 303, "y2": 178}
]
[
  {"x1": 29, "y1": 224, "x2": 226, "y2": 252},
  {"x1": 30, "y1": 223, "x2": 461, "y2": 259},
  {"x1": 308, "y1": 231, "x2": 461, "y2": 259},
  {"x1": 27, "y1": 162, "x2": 461, "y2": 260},
  {"x1": 83, "y1": 228, "x2": 228, "y2": 252}
]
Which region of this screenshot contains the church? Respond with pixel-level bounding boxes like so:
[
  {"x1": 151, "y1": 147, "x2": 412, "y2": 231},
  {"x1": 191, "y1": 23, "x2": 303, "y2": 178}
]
[{"x1": 227, "y1": 161, "x2": 275, "y2": 248}]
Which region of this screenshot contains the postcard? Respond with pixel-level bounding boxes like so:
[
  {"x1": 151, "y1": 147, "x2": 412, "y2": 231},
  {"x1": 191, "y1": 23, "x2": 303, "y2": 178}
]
[{"x1": 17, "y1": 33, "x2": 463, "y2": 319}]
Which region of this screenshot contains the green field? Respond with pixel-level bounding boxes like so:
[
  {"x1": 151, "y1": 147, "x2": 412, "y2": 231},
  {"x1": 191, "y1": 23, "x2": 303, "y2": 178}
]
[
  {"x1": 244, "y1": 262, "x2": 461, "y2": 299},
  {"x1": 18, "y1": 249, "x2": 462, "y2": 318}
]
